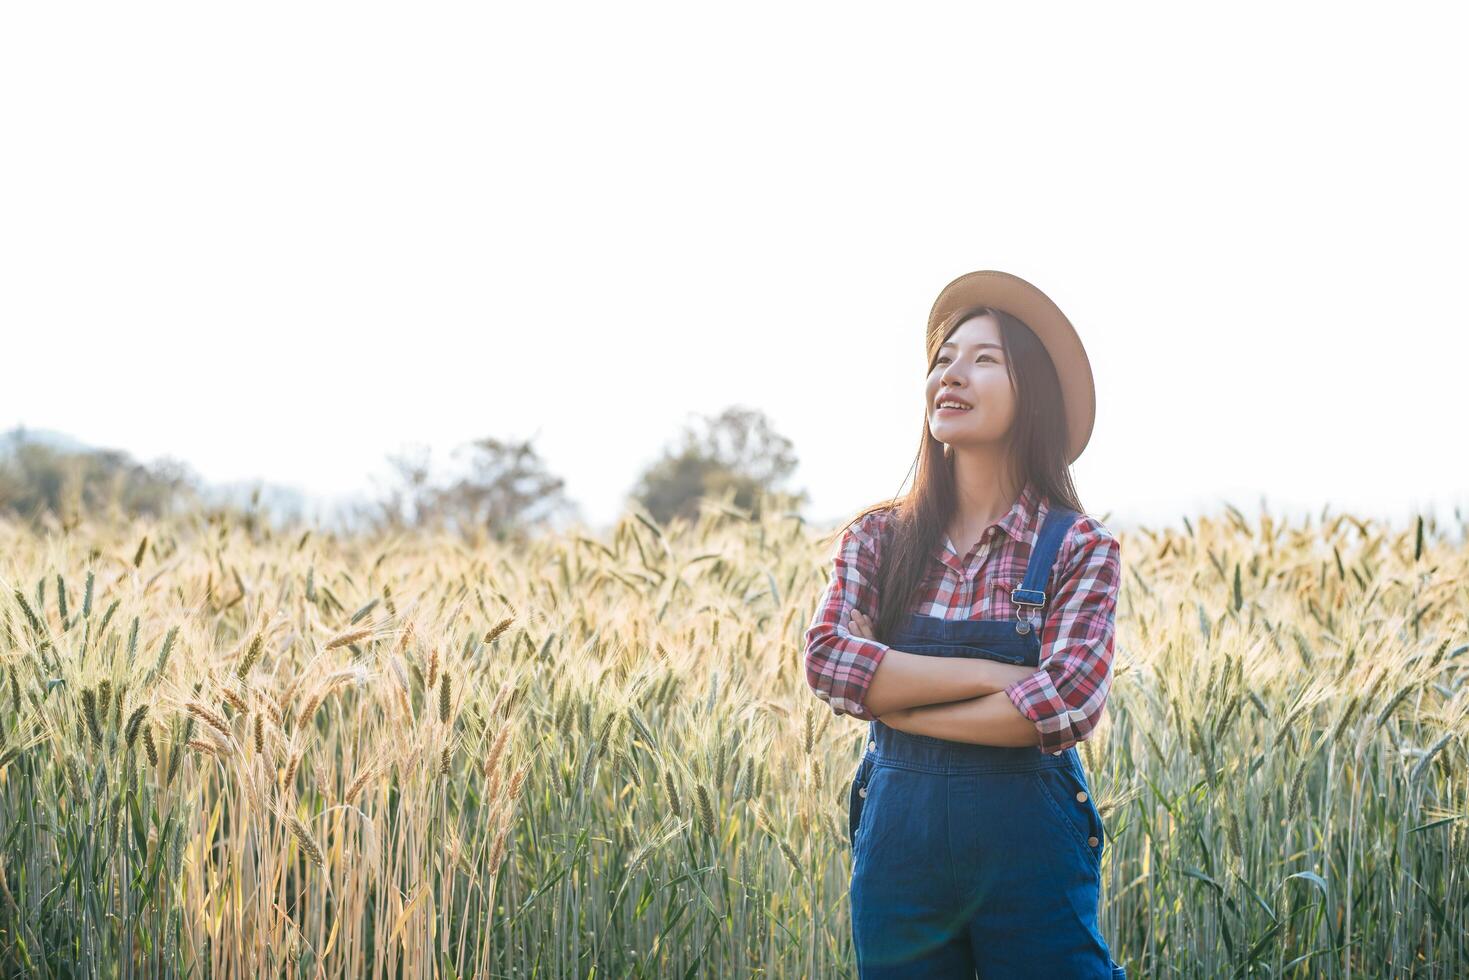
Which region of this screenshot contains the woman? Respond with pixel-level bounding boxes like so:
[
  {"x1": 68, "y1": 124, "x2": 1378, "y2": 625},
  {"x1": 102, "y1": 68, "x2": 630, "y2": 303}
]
[{"x1": 803, "y1": 270, "x2": 1127, "y2": 979}]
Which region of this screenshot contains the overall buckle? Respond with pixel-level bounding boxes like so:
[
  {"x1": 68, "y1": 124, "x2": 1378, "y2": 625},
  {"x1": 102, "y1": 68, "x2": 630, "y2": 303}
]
[{"x1": 1010, "y1": 587, "x2": 1046, "y2": 635}]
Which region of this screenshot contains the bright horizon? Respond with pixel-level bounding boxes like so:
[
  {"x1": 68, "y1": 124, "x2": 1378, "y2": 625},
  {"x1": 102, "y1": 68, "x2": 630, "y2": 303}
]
[{"x1": 3, "y1": 3, "x2": 1466, "y2": 538}]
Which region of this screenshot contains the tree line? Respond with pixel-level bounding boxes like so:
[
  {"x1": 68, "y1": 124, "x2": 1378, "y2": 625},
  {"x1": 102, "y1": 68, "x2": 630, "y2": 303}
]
[{"x1": 0, "y1": 406, "x2": 808, "y2": 537}]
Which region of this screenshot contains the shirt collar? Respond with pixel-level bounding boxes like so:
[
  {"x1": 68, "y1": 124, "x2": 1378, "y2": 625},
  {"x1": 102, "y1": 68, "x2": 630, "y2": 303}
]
[
  {"x1": 938, "y1": 478, "x2": 1044, "y2": 566},
  {"x1": 994, "y1": 478, "x2": 1043, "y2": 543}
]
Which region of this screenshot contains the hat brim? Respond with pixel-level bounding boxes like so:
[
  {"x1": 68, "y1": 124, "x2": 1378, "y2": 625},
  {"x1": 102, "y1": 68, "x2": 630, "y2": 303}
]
[{"x1": 927, "y1": 270, "x2": 1096, "y2": 464}]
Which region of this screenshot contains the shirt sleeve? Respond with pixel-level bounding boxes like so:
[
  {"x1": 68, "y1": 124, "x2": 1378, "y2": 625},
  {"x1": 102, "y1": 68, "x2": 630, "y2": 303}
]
[
  {"x1": 803, "y1": 511, "x2": 892, "y2": 721},
  {"x1": 1001, "y1": 517, "x2": 1122, "y2": 754}
]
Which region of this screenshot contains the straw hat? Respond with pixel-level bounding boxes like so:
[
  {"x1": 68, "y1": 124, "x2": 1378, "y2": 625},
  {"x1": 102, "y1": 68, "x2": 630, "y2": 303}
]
[{"x1": 926, "y1": 269, "x2": 1096, "y2": 464}]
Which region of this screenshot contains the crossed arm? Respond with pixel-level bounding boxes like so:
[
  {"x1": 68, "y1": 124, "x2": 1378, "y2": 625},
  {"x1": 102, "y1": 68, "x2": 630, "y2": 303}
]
[
  {"x1": 848, "y1": 608, "x2": 1045, "y2": 748},
  {"x1": 803, "y1": 514, "x2": 1120, "y2": 753}
]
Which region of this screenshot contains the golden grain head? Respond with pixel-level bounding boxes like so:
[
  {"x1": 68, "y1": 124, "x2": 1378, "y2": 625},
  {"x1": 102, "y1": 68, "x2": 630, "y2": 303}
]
[
  {"x1": 237, "y1": 632, "x2": 265, "y2": 679},
  {"x1": 484, "y1": 617, "x2": 514, "y2": 644},
  {"x1": 186, "y1": 702, "x2": 232, "y2": 739},
  {"x1": 221, "y1": 687, "x2": 249, "y2": 714},
  {"x1": 508, "y1": 761, "x2": 529, "y2": 801},
  {"x1": 188, "y1": 738, "x2": 225, "y2": 758},
  {"x1": 289, "y1": 815, "x2": 325, "y2": 867},
  {"x1": 482, "y1": 726, "x2": 512, "y2": 779},
  {"x1": 296, "y1": 691, "x2": 324, "y2": 730},
  {"x1": 325, "y1": 627, "x2": 374, "y2": 651},
  {"x1": 344, "y1": 763, "x2": 380, "y2": 802},
  {"x1": 283, "y1": 746, "x2": 304, "y2": 790}
]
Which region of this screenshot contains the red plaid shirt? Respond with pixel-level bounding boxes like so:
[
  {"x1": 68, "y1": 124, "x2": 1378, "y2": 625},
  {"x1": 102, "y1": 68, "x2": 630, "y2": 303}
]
[{"x1": 803, "y1": 480, "x2": 1122, "y2": 754}]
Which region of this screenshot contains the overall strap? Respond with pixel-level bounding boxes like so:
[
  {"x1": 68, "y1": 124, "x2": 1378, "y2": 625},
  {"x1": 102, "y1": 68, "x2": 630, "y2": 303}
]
[{"x1": 1010, "y1": 504, "x2": 1080, "y2": 635}]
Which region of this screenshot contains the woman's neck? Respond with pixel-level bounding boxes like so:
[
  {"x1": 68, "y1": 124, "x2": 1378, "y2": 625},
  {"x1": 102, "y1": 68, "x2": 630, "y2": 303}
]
[{"x1": 951, "y1": 455, "x2": 1022, "y2": 527}]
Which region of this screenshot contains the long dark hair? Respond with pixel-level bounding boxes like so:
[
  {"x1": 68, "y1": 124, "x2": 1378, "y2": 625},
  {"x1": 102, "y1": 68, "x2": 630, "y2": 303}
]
[{"x1": 824, "y1": 305, "x2": 1087, "y2": 644}]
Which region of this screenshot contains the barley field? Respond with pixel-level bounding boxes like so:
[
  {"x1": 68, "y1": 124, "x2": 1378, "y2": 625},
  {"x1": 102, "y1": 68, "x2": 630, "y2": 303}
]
[{"x1": 0, "y1": 499, "x2": 1465, "y2": 978}]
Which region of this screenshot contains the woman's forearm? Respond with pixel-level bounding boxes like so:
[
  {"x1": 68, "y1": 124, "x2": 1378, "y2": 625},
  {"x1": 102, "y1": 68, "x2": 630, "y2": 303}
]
[
  {"x1": 861, "y1": 652, "x2": 1036, "y2": 718},
  {"x1": 882, "y1": 691, "x2": 1041, "y2": 747}
]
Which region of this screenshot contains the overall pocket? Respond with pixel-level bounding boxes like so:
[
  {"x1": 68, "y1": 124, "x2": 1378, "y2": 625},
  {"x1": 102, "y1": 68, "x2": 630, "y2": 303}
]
[
  {"x1": 848, "y1": 756, "x2": 876, "y2": 848},
  {"x1": 1031, "y1": 764, "x2": 1105, "y2": 869}
]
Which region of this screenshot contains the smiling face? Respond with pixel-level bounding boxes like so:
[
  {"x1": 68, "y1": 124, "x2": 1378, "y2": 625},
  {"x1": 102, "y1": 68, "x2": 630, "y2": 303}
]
[{"x1": 926, "y1": 312, "x2": 1017, "y2": 451}]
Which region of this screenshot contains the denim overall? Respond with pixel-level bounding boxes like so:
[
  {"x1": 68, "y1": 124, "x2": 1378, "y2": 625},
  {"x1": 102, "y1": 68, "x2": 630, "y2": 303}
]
[{"x1": 847, "y1": 505, "x2": 1126, "y2": 979}]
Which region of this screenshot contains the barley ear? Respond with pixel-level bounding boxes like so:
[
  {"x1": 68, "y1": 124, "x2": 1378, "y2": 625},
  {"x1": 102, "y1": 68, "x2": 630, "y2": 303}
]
[
  {"x1": 237, "y1": 632, "x2": 264, "y2": 680},
  {"x1": 123, "y1": 704, "x2": 149, "y2": 751},
  {"x1": 289, "y1": 815, "x2": 325, "y2": 868}
]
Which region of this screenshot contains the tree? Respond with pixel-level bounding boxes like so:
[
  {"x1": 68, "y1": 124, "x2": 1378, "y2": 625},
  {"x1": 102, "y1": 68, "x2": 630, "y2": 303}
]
[
  {"x1": 434, "y1": 435, "x2": 576, "y2": 543},
  {"x1": 0, "y1": 428, "x2": 202, "y2": 524},
  {"x1": 364, "y1": 442, "x2": 437, "y2": 532},
  {"x1": 629, "y1": 405, "x2": 808, "y2": 526},
  {"x1": 360, "y1": 435, "x2": 577, "y2": 543}
]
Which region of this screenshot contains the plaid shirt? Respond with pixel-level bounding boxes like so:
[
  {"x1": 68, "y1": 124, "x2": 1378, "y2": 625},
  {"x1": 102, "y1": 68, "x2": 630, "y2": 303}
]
[{"x1": 803, "y1": 481, "x2": 1122, "y2": 754}]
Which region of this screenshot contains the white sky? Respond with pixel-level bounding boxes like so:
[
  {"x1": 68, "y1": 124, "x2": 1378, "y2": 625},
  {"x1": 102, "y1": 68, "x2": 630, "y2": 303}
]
[{"x1": 3, "y1": 2, "x2": 1466, "y2": 536}]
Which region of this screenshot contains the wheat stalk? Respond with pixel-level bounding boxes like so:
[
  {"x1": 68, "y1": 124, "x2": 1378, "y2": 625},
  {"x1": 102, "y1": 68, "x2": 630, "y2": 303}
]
[
  {"x1": 221, "y1": 686, "x2": 249, "y2": 715},
  {"x1": 694, "y1": 783, "x2": 716, "y2": 836},
  {"x1": 188, "y1": 738, "x2": 226, "y2": 758},
  {"x1": 345, "y1": 764, "x2": 380, "y2": 803},
  {"x1": 283, "y1": 744, "x2": 304, "y2": 791},
  {"x1": 80, "y1": 688, "x2": 103, "y2": 747},
  {"x1": 289, "y1": 814, "x2": 325, "y2": 867},
  {"x1": 186, "y1": 702, "x2": 232, "y2": 739},
  {"x1": 325, "y1": 627, "x2": 373, "y2": 651},
  {"x1": 484, "y1": 617, "x2": 514, "y2": 645},
  {"x1": 123, "y1": 704, "x2": 149, "y2": 750},
  {"x1": 237, "y1": 632, "x2": 265, "y2": 679}
]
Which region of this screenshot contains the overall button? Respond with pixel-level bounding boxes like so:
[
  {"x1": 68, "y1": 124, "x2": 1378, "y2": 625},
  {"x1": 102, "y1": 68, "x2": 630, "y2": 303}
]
[
  {"x1": 868, "y1": 740, "x2": 877, "y2": 751},
  {"x1": 1087, "y1": 835, "x2": 1099, "y2": 847},
  {"x1": 858, "y1": 786, "x2": 868, "y2": 798},
  {"x1": 1076, "y1": 791, "x2": 1088, "y2": 803}
]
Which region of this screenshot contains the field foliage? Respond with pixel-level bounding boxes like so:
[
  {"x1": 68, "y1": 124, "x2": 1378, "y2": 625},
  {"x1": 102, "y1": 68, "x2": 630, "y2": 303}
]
[{"x1": 0, "y1": 501, "x2": 1465, "y2": 977}]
